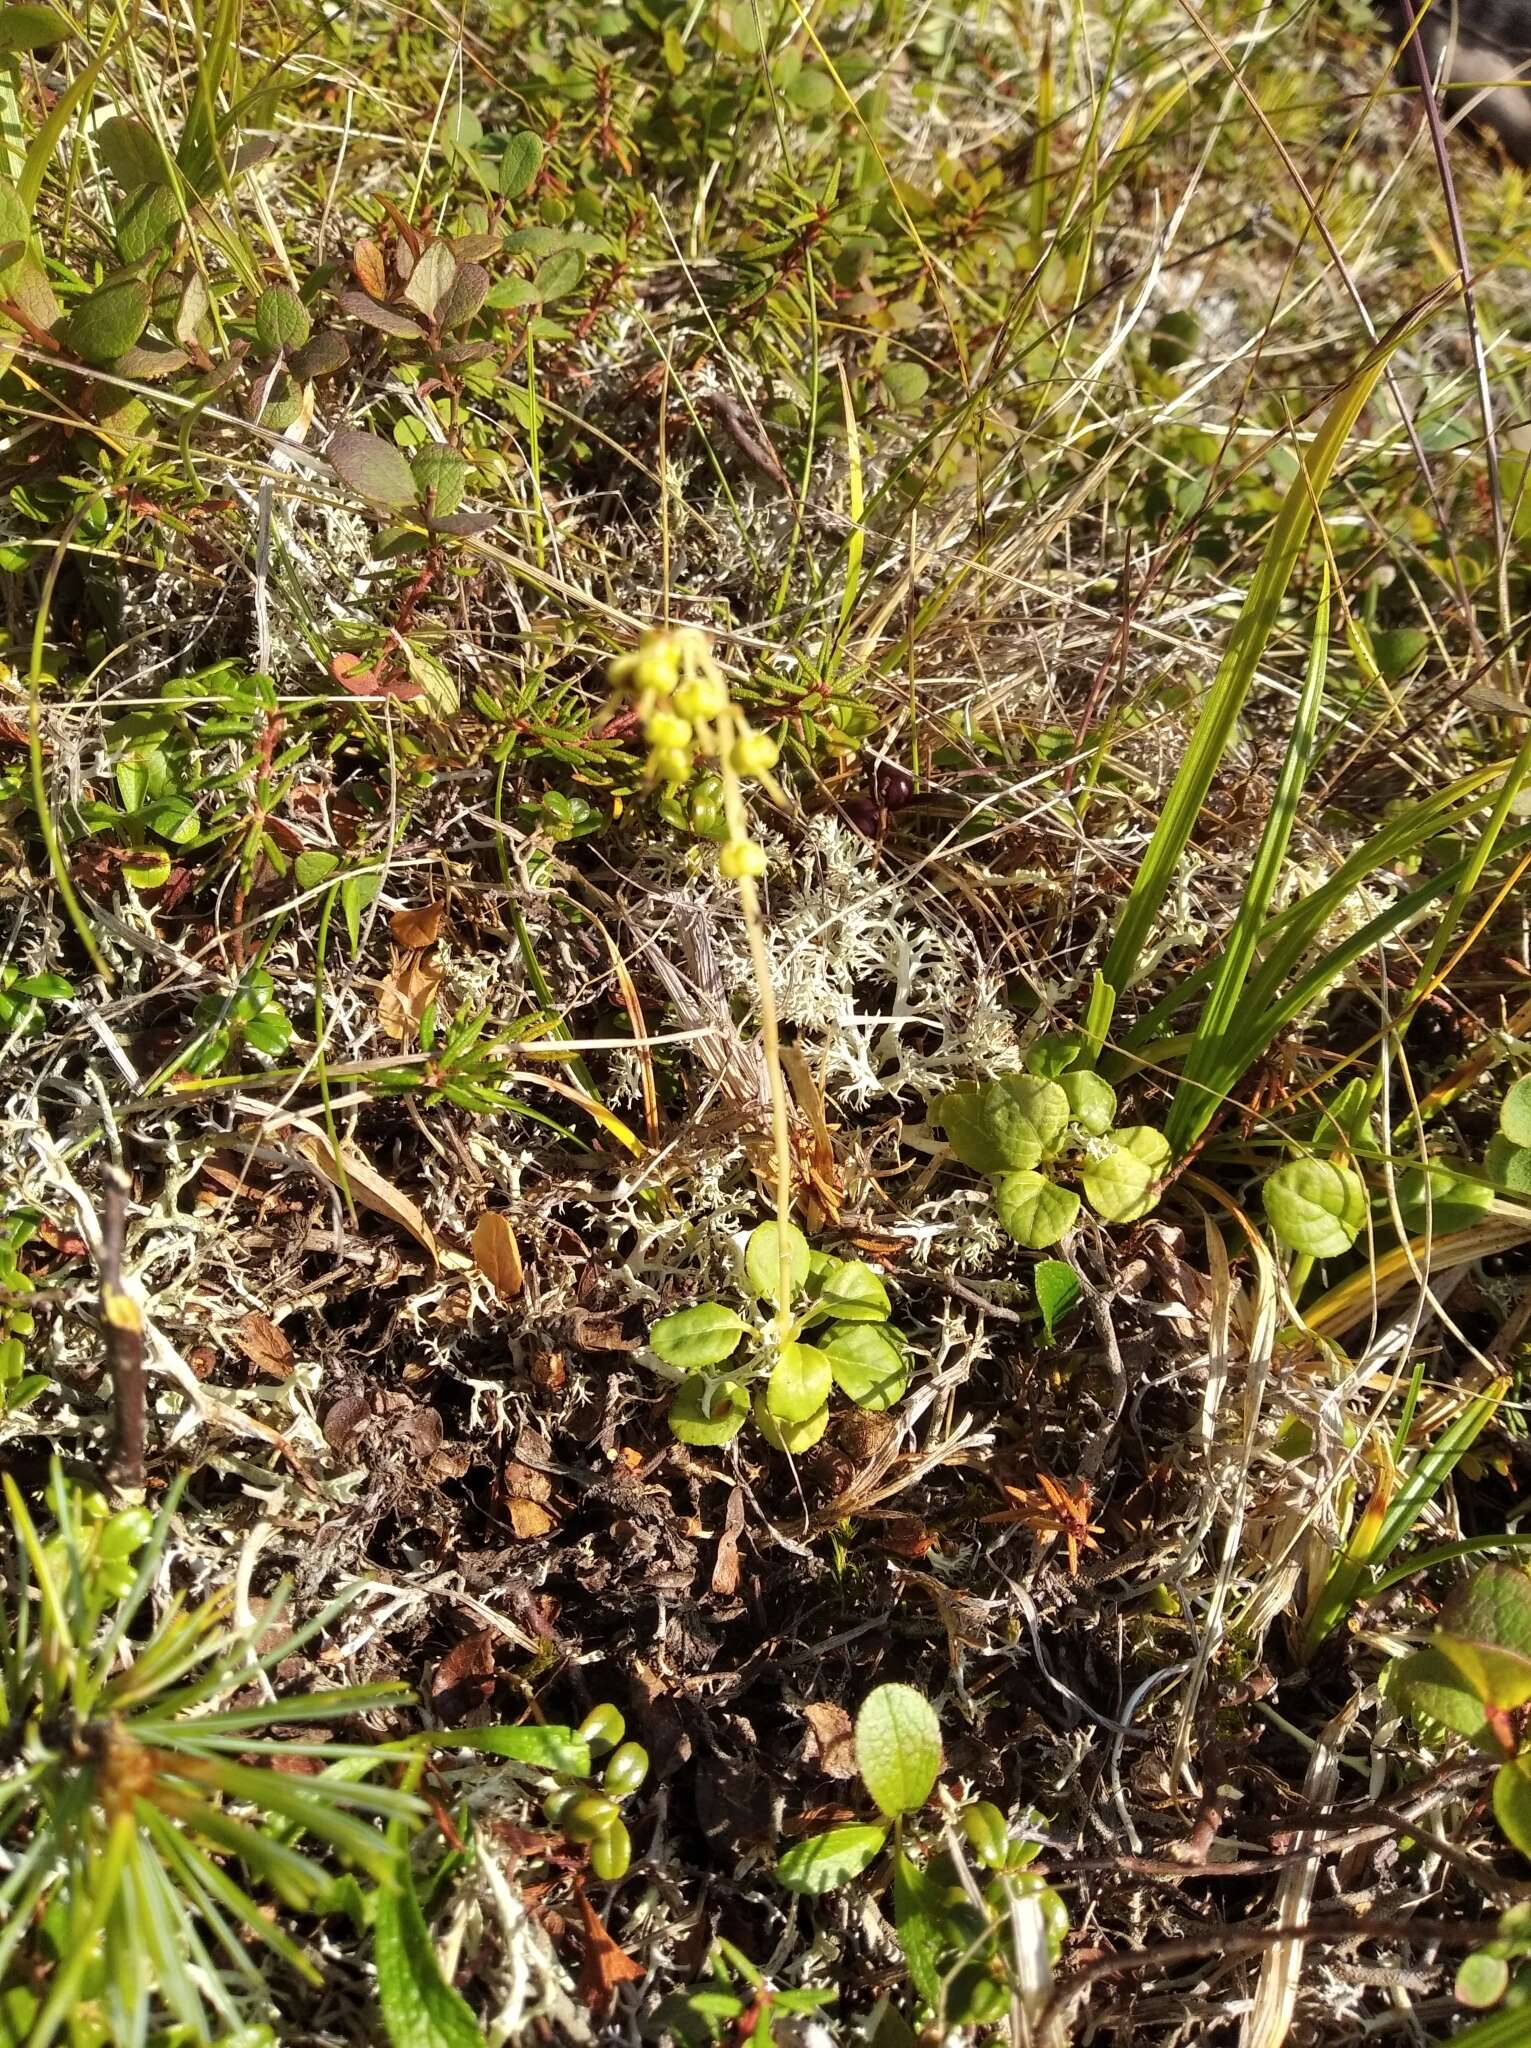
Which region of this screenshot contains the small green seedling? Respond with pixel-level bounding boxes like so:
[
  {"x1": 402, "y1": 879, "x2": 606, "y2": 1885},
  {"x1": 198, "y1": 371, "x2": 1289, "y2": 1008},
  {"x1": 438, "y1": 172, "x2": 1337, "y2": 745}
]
[
  {"x1": 1392, "y1": 1565, "x2": 1531, "y2": 1887},
  {"x1": 185, "y1": 963, "x2": 293, "y2": 1073},
  {"x1": 936, "y1": 1039, "x2": 1168, "y2": 1250},
  {"x1": 775, "y1": 1683, "x2": 1068, "y2": 2027},
  {"x1": 0, "y1": 966, "x2": 73, "y2": 1041},
  {"x1": 652, "y1": 1939, "x2": 836, "y2": 2046},
  {"x1": 648, "y1": 1221, "x2": 910, "y2": 1453}
]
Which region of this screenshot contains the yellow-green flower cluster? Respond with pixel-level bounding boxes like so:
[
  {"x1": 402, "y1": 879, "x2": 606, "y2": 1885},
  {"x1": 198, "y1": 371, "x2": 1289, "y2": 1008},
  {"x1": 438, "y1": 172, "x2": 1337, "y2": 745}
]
[{"x1": 610, "y1": 627, "x2": 781, "y2": 882}]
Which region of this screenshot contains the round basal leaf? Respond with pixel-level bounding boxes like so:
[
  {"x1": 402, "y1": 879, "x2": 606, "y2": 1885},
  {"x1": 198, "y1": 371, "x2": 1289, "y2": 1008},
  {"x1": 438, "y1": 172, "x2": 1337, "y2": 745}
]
[
  {"x1": 815, "y1": 1257, "x2": 891, "y2": 1323},
  {"x1": 1263, "y1": 1159, "x2": 1366, "y2": 1258},
  {"x1": 881, "y1": 360, "x2": 929, "y2": 410},
  {"x1": 411, "y1": 446, "x2": 468, "y2": 517},
  {"x1": 823, "y1": 1323, "x2": 908, "y2": 1411},
  {"x1": 1456, "y1": 1951, "x2": 1511, "y2": 2010},
  {"x1": 499, "y1": 130, "x2": 546, "y2": 199},
  {"x1": 326, "y1": 428, "x2": 419, "y2": 509},
  {"x1": 855, "y1": 1683, "x2": 942, "y2": 1819},
  {"x1": 787, "y1": 65, "x2": 835, "y2": 111},
  {"x1": 1000, "y1": 1075, "x2": 1071, "y2": 1153},
  {"x1": 534, "y1": 247, "x2": 585, "y2": 303},
  {"x1": 993, "y1": 1171, "x2": 1078, "y2": 1250},
  {"x1": 1502, "y1": 1077, "x2": 1531, "y2": 1149},
  {"x1": 1487, "y1": 1135, "x2": 1531, "y2": 1197},
  {"x1": 776, "y1": 1823, "x2": 888, "y2": 1896},
  {"x1": 1024, "y1": 1033, "x2": 1082, "y2": 1078},
  {"x1": 0, "y1": 4, "x2": 72, "y2": 52},
  {"x1": 66, "y1": 277, "x2": 151, "y2": 366},
  {"x1": 1060, "y1": 1069, "x2": 1116, "y2": 1138},
  {"x1": 1435, "y1": 1565, "x2": 1531, "y2": 1709},
  {"x1": 115, "y1": 182, "x2": 181, "y2": 264},
  {"x1": 1494, "y1": 1758, "x2": 1531, "y2": 1860},
  {"x1": 255, "y1": 283, "x2": 311, "y2": 354},
  {"x1": 753, "y1": 1391, "x2": 829, "y2": 1454},
  {"x1": 649, "y1": 1302, "x2": 747, "y2": 1371},
  {"x1": 766, "y1": 1342, "x2": 832, "y2": 1424},
  {"x1": 936, "y1": 1082, "x2": 1042, "y2": 1175},
  {"x1": 745, "y1": 1219, "x2": 810, "y2": 1300},
  {"x1": 667, "y1": 1375, "x2": 749, "y2": 1447},
  {"x1": 1081, "y1": 1125, "x2": 1170, "y2": 1223},
  {"x1": 1386, "y1": 1646, "x2": 1498, "y2": 1753},
  {"x1": 1033, "y1": 1258, "x2": 1081, "y2": 1343},
  {"x1": 1396, "y1": 1163, "x2": 1494, "y2": 1237}
]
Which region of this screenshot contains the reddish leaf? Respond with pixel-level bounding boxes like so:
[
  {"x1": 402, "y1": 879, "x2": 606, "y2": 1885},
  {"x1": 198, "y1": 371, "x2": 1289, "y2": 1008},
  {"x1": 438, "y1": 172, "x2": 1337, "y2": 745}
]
[
  {"x1": 352, "y1": 237, "x2": 388, "y2": 296},
  {"x1": 575, "y1": 1886, "x2": 644, "y2": 2009},
  {"x1": 391, "y1": 901, "x2": 444, "y2": 948}
]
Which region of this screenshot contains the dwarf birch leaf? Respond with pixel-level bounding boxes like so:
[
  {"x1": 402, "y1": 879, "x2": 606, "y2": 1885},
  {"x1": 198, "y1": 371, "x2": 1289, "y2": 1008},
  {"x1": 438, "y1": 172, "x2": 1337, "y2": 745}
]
[
  {"x1": 855, "y1": 1683, "x2": 941, "y2": 1818},
  {"x1": 936, "y1": 1083, "x2": 1041, "y2": 1174},
  {"x1": 993, "y1": 1171, "x2": 1078, "y2": 1249},
  {"x1": 650, "y1": 1303, "x2": 746, "y2": 1370},
  {"x1": 1263, "y1": 1159, "x2": 1366, "y2": 1257}
]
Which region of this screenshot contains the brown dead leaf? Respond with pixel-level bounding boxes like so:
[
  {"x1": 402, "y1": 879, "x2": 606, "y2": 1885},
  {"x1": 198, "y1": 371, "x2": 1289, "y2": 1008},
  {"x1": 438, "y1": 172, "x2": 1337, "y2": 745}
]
[
  {"x1": 711, "y1": 1483, "x2": 745, "y2": 1598},
  {"x1": 531, "y1": 1348, "x2": 566, "y2": 1393},
  {"x1": 570, "y1": 1306, "x2": 636, "y2": 1352},
  {"x1": 391, "y1": 900, "x2": 444, "y2": 949},
  {"x1": 504, "y1": 1459, "x2": 552, "y2": 1503},
  {"x1": 801, "y1": 1701, "x2": 857, "y2": 1780},
  {"x1": 230, "y1": 1310, "x2": 293, "y2": 1378},
  {"x1": 378, "y1": 951, "x2": 442, "y2": 1042},
  {"x1": 289, "y1": 1130, "x2": 440, "y2": 1264},
  {"x1": 473, "y1": 1210, "x2": 524, "y2": 1302},
  {"x1": 353, "y1": 236, "x2": 388, "y2": 296},
  {"x1": 432, "y1": 1628, "x2": 498, "y2": 1717},
  {"x1": 509, "y1": 1498, "x2": 557, "y2": 1540},
  {"x1": 574, "y1": 1885, "x2": 644, "y2": 2010}
]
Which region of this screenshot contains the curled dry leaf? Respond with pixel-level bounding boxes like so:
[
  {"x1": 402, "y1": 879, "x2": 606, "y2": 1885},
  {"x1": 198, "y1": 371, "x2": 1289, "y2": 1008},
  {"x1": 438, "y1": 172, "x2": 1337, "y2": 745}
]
[
  {"x1": 473, "y1": 1210, "x2": 524, "y2": 1301},
  {"x1": 574, "y1": 1885, "x2": 645, "y2": 2009},
  {"x1": 288, "y1": 1129, "x2": 441, "y2": 1265},
  {"x1": 801, "y1": 1700, "x2": 858, "y2": 1780},
  {"x1": 377, "y1": 951, "x2": 441, "y2": 1041},
  {"x1": 390, "y1": 900, "x2": 444, "y2": 949}
]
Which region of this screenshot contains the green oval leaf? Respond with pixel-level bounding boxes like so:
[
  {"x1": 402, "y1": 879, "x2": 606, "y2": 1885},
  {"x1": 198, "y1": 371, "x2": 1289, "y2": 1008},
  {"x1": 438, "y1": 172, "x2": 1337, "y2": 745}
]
[
  {"x1": 822, "y1": 1323, "x2": 907, "y2": 1411},
  {"x1": 115, "y1": 182, "x2": 181, "y2": 263},
  {"x1": 1060, "y1": 1070, "x2": 1116, "y2": 1138},
  {"x1": 1435, "y1": 1566, "x2": 1531, "y2": 1709},
  {"x1": 1388, "y1": 1646, "x2": 1498, "y2": 1752},
  {"x1": 855, "y1": 1683, "x2": 942, "y2": 1818},
  {"x1": 815, "y1": 1257, "x2": 890, "y2": 1323},
  {"x1": 993, "y1": 1171, "x2": 1078, "y2": 1249},
  {"x1": 403, "y1": 240, "x2": 457, "y2": 320},
  {"x1": 1396, "y1": 1163, "x2": 1494, "y2": 1237},
  {"x1": 1001, "y1": 1075, "x2": 1070, "y2": 1153},
  {"x1": 0, "y1": 4, "x2": 72, "y2": 53},
  {"x1": 65, "y1": 276, "x2": 151, "y2": 366},
  {"x1": 1081, "y1": 1126, "x2": 1170, "y2": 1223},
  {"x1": 411, "y1": 446, "x2": 468, "y2": 517},
  {"x1": 1034, "y1": 1259, "x2": 1081, "y2": 1343},
  {"x1": 97, "y1": 113, "x2": 164, "y2": 188},
  {"x1": 650, "y1": 1302, "x2": 746, "y2": 1370},
  {"x1": 1486, "y1": 1135, "x2": 1531, "y2": 1197},
  {"x1": 1263, "y1": 1159, "x2": 1366, "y2": 1258},
  {"x1": 753, "y1": 1391, "x2": 829, "y2": 1453},
  {"x1": 374, "y1": 1838, "x2": 489, "y2": 2048},
  {"x1": 534, "y1": 247, "x2": 584, "y2": 303},
  {"x1": 498, "y1": 130, "x2": 545, "y2": 199},
  {"x1": 327, "y1": 428, "x2": 419, "y2": 509},
  {"x1": 667, "y1": 1374, "x2": 749, "y2": 1446},
  {"x1": 936, "y1": 1082, "x2": 1041, "y2": 1174},
  {"x1": 766, "y1": 1342, "x2": 831, "y2": 1424},
  {"x1": 745, "y1": 1220, "x2": 810, "y2": 1300},
  {"x1": 1494, "y1": 1757, "x2": 1531, "y2": 1860},
  {"x1": 1501, "y1": 1077, "x2": 1531, "y2": 1149},
  {"x1": 776, "y1": 1822, "x2": 888, "y2": 1895},
  {"x1": 255, "y1": 282, "x2": 311, "y2": 353}
]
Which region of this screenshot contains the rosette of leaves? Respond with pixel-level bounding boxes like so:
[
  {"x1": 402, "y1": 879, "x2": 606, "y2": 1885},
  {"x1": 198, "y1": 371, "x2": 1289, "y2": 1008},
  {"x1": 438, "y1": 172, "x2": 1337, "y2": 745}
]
[
  {"x1": 0, "y1": 1463, "x2": 422, "y2": 2048},
  {"x1": 774, "y1": 1684, "x2": 1067, "y2": 2027},
  {"x1": 1390, "y1": 1565, "x2": 1531, "y2": 1885},
  {"x1": 648, "y1": 1221, "x2": 909, "y2": 1453},
  {"x1": 935, "y1": 1039, "x2": 1168, "y2": 1250}
]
